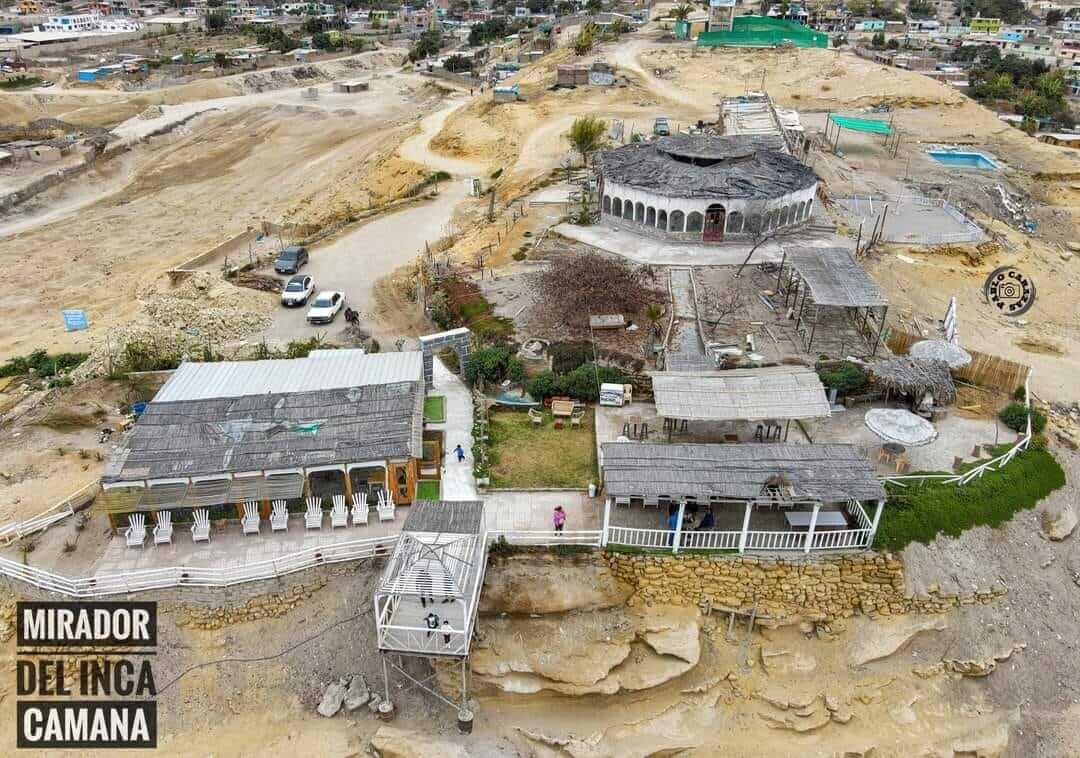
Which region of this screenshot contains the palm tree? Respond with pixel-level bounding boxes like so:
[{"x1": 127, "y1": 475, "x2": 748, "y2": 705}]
[
  {"x1": 567, "y1": 116, "x2": 608, "y2": 169},
  {"x1": 671, "y1": 4, "x2": 693, "y2": 21}
]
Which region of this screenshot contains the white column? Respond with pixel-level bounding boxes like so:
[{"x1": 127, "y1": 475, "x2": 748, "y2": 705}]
[
  {"x1": 601, "y1": 497, "x2": 612, "y2": 547},
  {"x1": 672, "y1": 500, "x2": 686, "y2": 555},
  {"x1": 804, "y1": 502, "x2": 821, "y2": 554},
  {"x1": 869, "y1": 499, "x2": 884, "y2": 547},
  {"x1": 738, "y1": 501, "x2": 753, "y2": 554}
]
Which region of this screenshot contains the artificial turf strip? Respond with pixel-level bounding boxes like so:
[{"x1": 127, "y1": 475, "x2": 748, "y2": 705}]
[{"x1": 874, "y1": 447, "x2": 1065, "y2": 551}]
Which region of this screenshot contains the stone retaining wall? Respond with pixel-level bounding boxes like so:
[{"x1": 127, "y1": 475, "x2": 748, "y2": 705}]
[{"x1": 605, "y1": 552, "x2": 1006, "y2": 624}]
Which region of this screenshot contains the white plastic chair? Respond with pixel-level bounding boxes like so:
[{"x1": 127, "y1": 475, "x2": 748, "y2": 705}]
[
  {"x1": 330, "y1": 495, "x2": 348, "y2": 528},
  {"x1": 152, "y1": 511, "x2": 172, "y2": 545},
  {"x1": 270, "y1": 499, "x2": 289, "y2": 532},
  {"x1": 241, "y1": 500, "x2": 260, "y2": 535},
  {"x1": 351, "y1": 491, "x2": 369, "y2": 526},
  {"x1": 376, "y1": 490, "x2": 395, "y2": 522},
  {"x1": 125, "y1": 513, "x2": 146, "y2": 548},
  {"x1": 305, "y1": 496, "x2": 324, "y2": 529},
  {"x1": 191, "y1": 508, "x2": 210, "y2": 543}
]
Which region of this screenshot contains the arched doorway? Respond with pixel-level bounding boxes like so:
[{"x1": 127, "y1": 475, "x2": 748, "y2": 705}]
[{"x1": 703, "y1": 204, "x2": 726, "y2": 242}]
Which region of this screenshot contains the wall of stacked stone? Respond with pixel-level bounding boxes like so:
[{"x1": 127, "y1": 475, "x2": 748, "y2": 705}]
[{"x1": 604, "y1": 552, "x2": 1006, "y2": 624}]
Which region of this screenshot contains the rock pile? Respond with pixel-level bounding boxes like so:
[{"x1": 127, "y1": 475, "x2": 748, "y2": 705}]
[
  {"x1": 316, "y1": 674, "x2": 374, "y2": 717},
  {"x1": 605, "y1": 553, "x2": 1007, "y2": 624}
]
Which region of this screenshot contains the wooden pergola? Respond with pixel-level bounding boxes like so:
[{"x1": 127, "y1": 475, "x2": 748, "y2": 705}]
[{"x1": 776, "y1": 246, "x2": 889, "y2": 356}]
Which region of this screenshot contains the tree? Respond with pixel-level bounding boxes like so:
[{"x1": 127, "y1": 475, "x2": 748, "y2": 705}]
[
  {"x1": 586, "y1": 0, "x2": 602, "y2": 12},
  {"x1": 213, "y1": 51, "x2": 229, "y2": 69},
  {"x1": 409, "y1": 29, "x2": 443, "y2": 61},
  {"x1": 311, "y1": 31, "x2": 334, "y2": 50},
  {"x1": 443, "y1": 54, "x2": 473, "y2": 73},
  {"x1": 1036, "y1": 70, "x2": 1065, "y2": 101},
  {"x1": 567, "y1": 116, "x2": 607, "y2": 169},
  {"x1": 671, "y1": 3, "x2": 693, "y2": 20},
  {"x1": 205, "y1": 11, "x2": 228, "y2": 32},
  {"x1": 870, "y1": 31, "x2": 886, "y2": 49},
  {"x1": 528, "y1": 252, "x2": 659, "y2": 329},
  {"x1": 1045, "y1": 9, "x2": 1062, "y2": 26},
  {"x1": 573, "y1": 25, "x2": 595, "y2": 54}
]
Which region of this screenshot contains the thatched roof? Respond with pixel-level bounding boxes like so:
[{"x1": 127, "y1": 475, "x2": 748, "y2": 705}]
[
  {"x1": 865, "y1": 357, "x2": 957, "y2": 404},
  {"x1": 649, "y1": 366, "x2": 831, "y2": 422}
]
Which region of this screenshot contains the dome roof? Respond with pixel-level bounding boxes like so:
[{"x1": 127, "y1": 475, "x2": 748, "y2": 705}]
[{"x1": 596, "y1": 134, "x2": 818, "y2": 200}]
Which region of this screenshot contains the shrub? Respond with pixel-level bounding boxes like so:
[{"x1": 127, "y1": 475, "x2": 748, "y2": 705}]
[
  {"x1": 816, "y1": 361, "x2": 868, "y2": 394},
  {"x1": 464, "y1": 346, "x2": 513, "y2": 386},
  {"x1": 875, "y1": 448, "x2": 1065, "y2": 551},
  {"x1": 526, "y1": 371, "x2": 559, "y2": 399},
  {"x1": 550, "y1": 341, "x2": 594, "y2": 374},
  {"x1": 0, "y1": 349, "x2": 88, "y2": 378},
  {"x1": 998, "y1": 402, "x2": 1046, "y2": 434}
]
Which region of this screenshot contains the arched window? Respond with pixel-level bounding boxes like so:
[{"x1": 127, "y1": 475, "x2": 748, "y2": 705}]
[
  {"x1": 766, "y1": 210, "x2": 778, "y2": 232},
  {"x1": 669, "y1": 210, "x2": 685, "y2": 232},
  {"x1": 646, "y1": 207, "x2": 656, "y2": 227},
  {"x1": 797, "y1": 201, "x2": 806, "y2": 221},
  {"x1": 611, "y1": 197, "x2": 621, "y2": 217},
  {"x1": 623, "y1": 201, "x2": 634, "y2": 220},
  {"x1": 657, "y1": 210, "x2": 668, "y2": 230},
  {"x1": 634, "y1": 202, "x2": 645, "y2": 223},
  {"x1": 746, "y1": 213, "x2": 761, "y2": 235},
  {"x1": 726, "y1": 211, "x2": 743, "y2": 233},
  {"x1": 806, "y1": 198, "x2": 814, "y2": 218},
  {"x1": 603, "y1": 195, "x2": 612, "y2": 214},
  {"x1": 686, "y1": 211, "x2": 704, "y2": 233},
  {"x1": 779, "y1": 206, "x2": 790, "y2": 227}
]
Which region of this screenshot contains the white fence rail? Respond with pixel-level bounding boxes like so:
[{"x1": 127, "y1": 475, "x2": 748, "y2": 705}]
[
  {"x1": 490, "y1": 530, "x2": 603, "y2": 547},
  {"x1": 0, "y1": 535, "x2": 398, "y2": 598},
  {"x1": 0, "y1": 481, "x2": 98, "y2": 545},
  {"x1": 605, "y1": 525, "x2": 873, "y2": 553}
]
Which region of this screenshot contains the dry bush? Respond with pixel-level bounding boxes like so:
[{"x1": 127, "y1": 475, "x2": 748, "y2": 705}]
[{"x1": 528, "y1": 252, "x2": 660, "y2": 328}]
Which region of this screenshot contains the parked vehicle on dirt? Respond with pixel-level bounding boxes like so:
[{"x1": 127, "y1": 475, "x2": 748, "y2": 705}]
[
  {"x1": 306, "y1": 290, "x2": 345, "y2": 324},
  {"x1": 274, "y1": 245, "x2": 308, "y2": 274},
  {"x1": 653, "y1": 117, "x2": 670, "y2": 136},
  {"x1": 280, "y1": 275, "x2": 314, "y2": 307}
]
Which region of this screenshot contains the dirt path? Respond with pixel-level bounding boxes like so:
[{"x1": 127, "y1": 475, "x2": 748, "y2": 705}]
[{"x1": 399, "y1": 94, "x2": 488, "y2": 177}]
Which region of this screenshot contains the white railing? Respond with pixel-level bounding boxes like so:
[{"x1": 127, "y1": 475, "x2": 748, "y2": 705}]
[
  {"x1": 0, "y1": 535, "x2": 399, "y2": 598},
  {"x1": 744, "y1": 530, "x2": 807, "y2": 551},
  {"x1": 810, "y1": 528, "x2": 872, "y2": 551},
  {"x1": 489, "y1": 530, "x2": 603, "y2": 547},
  {"x1": 881, "y1": 373, "x2": 1033, "y2": 489},
  {"x1": 0, "y1": 481, "x2": 98, "y2": 545},
  {"x1": 678, "y1": 529, "x2": 740, "y2": 551},
  {"x1": 606, "y1": 526, "x2": 673, "y2": 549},
  {"x1": 378, "y1": 625, "x2": 468, "y2": 656},
  {"x1": 846, "y1": 499, "x2": 873, "y2": 531}
]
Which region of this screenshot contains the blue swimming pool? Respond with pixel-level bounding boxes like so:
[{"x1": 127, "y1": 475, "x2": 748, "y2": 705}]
[{"x1": 927, "y1": 150, "x2": 1000, "y2": 170}]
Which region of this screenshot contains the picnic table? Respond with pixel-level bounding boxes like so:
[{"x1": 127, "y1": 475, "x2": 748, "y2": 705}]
[
  {"x1": 551, "y1": 399, "x2": 576, "y2": 417},
  {"x1": 785, "y1": 511, "x2": 848, "y2": 530}
]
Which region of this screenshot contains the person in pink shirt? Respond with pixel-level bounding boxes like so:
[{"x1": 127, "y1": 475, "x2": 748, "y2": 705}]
[{"x1": 552, "y1": 505, "x2": 567, "y2": 533}]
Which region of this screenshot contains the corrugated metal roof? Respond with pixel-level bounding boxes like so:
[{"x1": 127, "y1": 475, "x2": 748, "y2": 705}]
[
  {"x1": 154, "y1": 352, "x2": 423, "y2": 402},
  {"x1": 650, "y1": 366, "x2": 831, "y2": 421},
  {"x1": 601, "y1": 442, "x2": 885, "y2": 502}
]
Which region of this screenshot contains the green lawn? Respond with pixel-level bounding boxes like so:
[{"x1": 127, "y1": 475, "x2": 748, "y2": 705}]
[
  {"x1": 875, "y1": 445, "x2": 1065, "y2": 551},
  {"x1": 423, "y1": 395, "x2": 446, "y2": 422},
  {"x1": 416, "y1": 480, "x2": 441, "y2": 501},
  {"x1": 487, "y1": 408, "x2": 598, "y2": 488}
]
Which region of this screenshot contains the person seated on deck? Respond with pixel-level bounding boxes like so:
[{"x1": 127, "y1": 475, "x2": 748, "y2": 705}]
[{"x1": 696, "y1": 509, "x2": 716, "y2": 531}]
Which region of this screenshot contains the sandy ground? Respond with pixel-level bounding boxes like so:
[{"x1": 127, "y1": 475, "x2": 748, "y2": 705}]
[{"x1": 0, "y1": 67, "x2": 440, "y2": 361}]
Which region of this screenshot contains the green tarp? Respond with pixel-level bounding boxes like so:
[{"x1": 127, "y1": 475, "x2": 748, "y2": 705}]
[{"x1": 828, "y1": 114, "x2": 894, "y2": 135}]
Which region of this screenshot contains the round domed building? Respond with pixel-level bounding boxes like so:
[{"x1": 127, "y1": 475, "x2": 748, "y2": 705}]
[{"x1": 595, "y1": 133, "x2": 819, "y2": 243}]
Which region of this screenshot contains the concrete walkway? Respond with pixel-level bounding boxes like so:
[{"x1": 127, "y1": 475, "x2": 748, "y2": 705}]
[
  {"x1": 427, "y1": 357, "x2": 479, "y2": 501},
  {"x1": 483, "y1": 490, "x2": 601, "y2": 532}
]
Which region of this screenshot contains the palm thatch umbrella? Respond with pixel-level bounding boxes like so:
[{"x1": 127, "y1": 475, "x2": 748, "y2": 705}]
[
  {"x1": 865, "y1": 357, "x2": 958, "y2": 406},
  {"x1": 864, "y1": 408, "x2": 938, "y2": 447},
  {"x1": 909, "y1": 339, "x2": 972, "y2": 369}
]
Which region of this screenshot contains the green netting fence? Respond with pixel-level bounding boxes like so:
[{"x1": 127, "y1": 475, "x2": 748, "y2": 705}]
[{"x1": 697, "y1": 16, "x2": 828, "y2": 48}]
